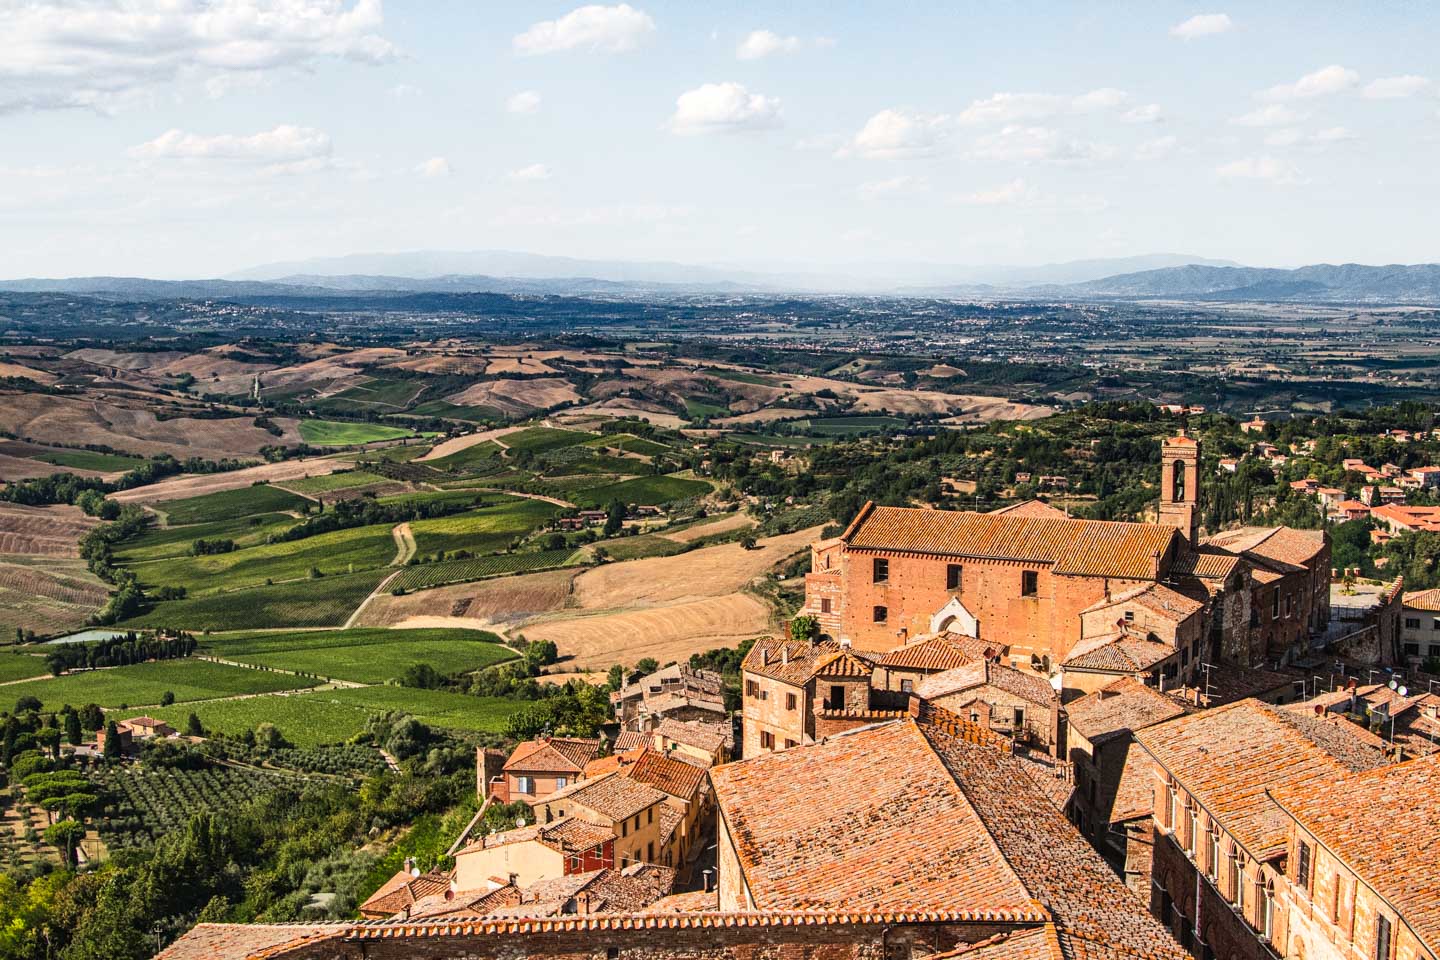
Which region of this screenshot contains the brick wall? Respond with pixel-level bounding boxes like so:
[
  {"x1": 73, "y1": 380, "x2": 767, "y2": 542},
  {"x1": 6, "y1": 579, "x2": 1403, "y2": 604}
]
[
  {"x1": 741, "y1": 673, "x2": 806, "y2": 757},
  {"x1": 837, "y1": 547, "x2": 1148, "y2": 661}
]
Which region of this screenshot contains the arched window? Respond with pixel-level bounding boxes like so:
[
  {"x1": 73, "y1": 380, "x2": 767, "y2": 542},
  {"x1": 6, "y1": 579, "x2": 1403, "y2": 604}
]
[{"x1": 1172, "y1": 459, "x2": 1187, "y2": 502}]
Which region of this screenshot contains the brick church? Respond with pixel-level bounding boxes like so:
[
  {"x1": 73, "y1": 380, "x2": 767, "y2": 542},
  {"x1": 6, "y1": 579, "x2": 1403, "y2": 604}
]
[{"x1": 801, "y1": 432, "x2": 1330, "y2": 684}]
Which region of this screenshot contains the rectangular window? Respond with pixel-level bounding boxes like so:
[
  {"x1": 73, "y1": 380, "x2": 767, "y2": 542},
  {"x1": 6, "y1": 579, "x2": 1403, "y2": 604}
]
[
  {"x1": 1404, "y1": 617, "x2": 1420, "y2": 629},
  {"x1": 745, "y1": 679, "x2": 758, "y2": 698},
  {"x1": 1376, "y1": 915, "x2": 1392, "y2": 960},
  {"x1": 873, "y1": 605, "x2": 888, "y2": 623},
  {"x1": 1434, "y1": 617, "x2": 1440, "y2": 631},
  {"x1": 1297, "y1": 840, "x2": 1311, "y2": 888},
  {"x1": 900, "y1": 679, "x2": 913, "y2": 694},
  {"x1": 555, "y1": 777, "x2": 568, "y2": 790},
  {"x1": 1124, "y1": 610, "x2": 1135, "y2": 624},
  {"x1": 1022, "y1": 570, "x2": 1039, "y2": 597},
  {"x1": 1208, "y1": 830, "x2": 1220, "y2": 880},
  {"x1": 785, "y1": 692, "x2": 797, "y2": 711},
  {"x1": 648, "y1": 808, "x2": 653, "y2": 824},
  {"x1": 516, "y1": 776, "x2": 534, "y2": 795},
  {"x1": 1404, "y1": 643, "x2": 1420, "y2": 656},
  {"x1": 784, "y1": 738, "x2": 797, "y2": 749},
  {"x1": 760, "y1": 730, "x2": 774, "y2": 749},
  {"x1": 872, "y1": 558, "x2": 889, "y2": 583},
  {"x1": 820, "y1": 598, "x2": 831, "y2": 614},
  {"x1": 946, "y1": 563, "x2": 963, "y2": 591},
  {"x1": 1331, "y1": 875, "x2": 1342, "y2": 925},
  {"x1": 646, "y1": 842, "x2": 654, "y2": 862},
  {"x1": 1229, "y1": 852, "x2": 1242, "y2": 908},
  {"x1": 1271, "y1": 590, "x2": 1280, "y2": 619}
]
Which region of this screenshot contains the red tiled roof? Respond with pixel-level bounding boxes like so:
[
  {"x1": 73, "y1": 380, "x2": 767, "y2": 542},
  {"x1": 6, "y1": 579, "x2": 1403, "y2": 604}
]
[
  {"x1": 988, "y1": 500, "x2": 1068, "y2": 519},
  {"x1": 154, "y1": 924, "x2": 340, "y2": 960},
  {"x1": 1404, "y1": 588, "x2": 1440, "y2": 612},
  {"x1": 879, "y1": 632, "x2": 995, "y2": 671},
  {"x1": 1169, "y1": 546, "x2": 1242, "y2": 581},
  {"x1": 1064, "y1": 678, "x2": 1188, "y2": 745},
  {"x1": 842, "y1": 503, "x2": 1180, "y2": 580},
  {"x1": 742, "y1": 637, "x2": 875, "y2": 685},
  {"x1": 624, "y1": 749, "x2": 709, "y2": 801},
  {"x1": 1134, "y1": 699, "x2": 1387, "y2": 859},
  {"x1": 613, "y1": 730, "x2": 648, "y2": 751},
  {"x1": 1062, "y1": 633, "x2": 1176, "y2": 673},
  {"x1": 654, "y1": 717, "x2": 730, "y2": 756},
  {"x1": 504, "y1": 737, "x2": 602, "y2": 774},
  {"x1": 1271, "y1": 753, "x2": 1440, "y2": 955},
  {"x1": 1203, "y1": 525, "x2": 1326, "y2": 570},
  {"x1": 1081, "y1": 583, "x2": 1204, "y2": 623},
  {"x1": 543, "y1": 772, "x2": 667, "y2": 823}
]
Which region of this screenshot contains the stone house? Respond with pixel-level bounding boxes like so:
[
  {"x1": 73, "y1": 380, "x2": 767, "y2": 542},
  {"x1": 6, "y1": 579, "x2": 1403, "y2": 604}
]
[
  {"x1": 484, "y1": 736, "x2": 603, "y2": 804},
  {"x1": 532, "y1": 772, "x2": 671, "y2": 871}
]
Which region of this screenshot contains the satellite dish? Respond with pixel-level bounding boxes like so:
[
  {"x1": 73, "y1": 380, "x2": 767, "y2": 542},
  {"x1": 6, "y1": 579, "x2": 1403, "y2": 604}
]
[
  {"x1": 1398, "y1": 686, "x2": 1409, "y2": 697},
  {"x1": 1389, "y1": 680, "x2": 1399, "y2": 690}
]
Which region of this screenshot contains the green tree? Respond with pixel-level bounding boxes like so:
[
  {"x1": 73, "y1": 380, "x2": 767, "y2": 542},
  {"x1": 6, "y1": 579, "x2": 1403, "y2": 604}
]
[
  {"x1": 64, "y1": 709, "x2": 83, "y2": 745},
  {"x1": 185, "y1": 712, "x2": 204, "y2": 737},
  {"x1": 789, "y1": 615, "x2": 819, "y2": 642},
  {"x1": 604, "y1": 499, "x2": 626, "y2": 537},
  {"x1": 102, "y1": 720, "x2": 122, "y2": 760}
]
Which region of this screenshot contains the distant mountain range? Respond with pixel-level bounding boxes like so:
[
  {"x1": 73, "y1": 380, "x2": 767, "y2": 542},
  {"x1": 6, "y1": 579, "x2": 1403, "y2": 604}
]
[{"x1": 4, "y1": 255, "x2": 1439, "y2": 303}]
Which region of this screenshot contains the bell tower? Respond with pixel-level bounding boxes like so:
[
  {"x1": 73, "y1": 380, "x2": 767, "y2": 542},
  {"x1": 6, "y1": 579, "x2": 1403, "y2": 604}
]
[{"x1": 1159, "y1": 430, "x2": 1200, "y2": 544}]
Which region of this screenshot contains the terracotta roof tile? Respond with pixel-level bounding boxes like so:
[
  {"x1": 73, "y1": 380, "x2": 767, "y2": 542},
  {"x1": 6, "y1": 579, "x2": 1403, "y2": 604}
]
[
  {"x1": 654, "y1": 717, "x2": 730, "y2": 756},
  {"x1": 1404, "y1": 587, "x2": 1440, "y2": 612},
  {"x1": 624, "y1": 749, "x2": 709, "y2": 801},
  {"x1": 1063, "y1": 633, "x2": 1175, "y2": 673},
  {"x1": 504, "y1": 737, "x2": 602, "y2": 774},
  {"x1": 1064, "y1": 678, "x2": 1189, "y2": 746},
  {"x1": 1081, "y1": 583, "x2": 1204, "y2": 623},
  {"x1": 988, "y1": 500, "x2": 1068, "y2": 519},
  {"x1": 613, "y1": 730, "x2": 648, "y2": 751},
  {"x1": 843, "y1": 503, "x2": 1181, "y2": 580},
  {"x1": 1203, "y1": 526, "x2": 1326, "y2": 570},
  {"x1": 1271, "y1": 753, "x2": 1440, "y2": 955},
  {"x1": 1135, "y1": 700, "x2": 1387, "y2": 859},
  {"x1": 542, "y1": 773, "x2": 667, "y2": 823},
  {"x1": 154, "y1": 923, "x2": 340, "y2": 960},
  {"x1": 879, "y1": 632, "x2": 997, "y2": 671},
  {"x1": 743, "y1": 636, "x2": 873, "y2": 685}
]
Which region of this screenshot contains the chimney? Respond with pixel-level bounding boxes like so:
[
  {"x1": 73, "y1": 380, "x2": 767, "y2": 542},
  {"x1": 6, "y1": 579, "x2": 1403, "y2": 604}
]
[
  {"x1": 403, "y1": 857, "x2": 416, "y2": 875},
  {"x1": 702, "y1": 869, "x2": 714, "y2": 893},
  {"x1": 781, "y1": 646, "x2": 788, "y2": 666},
  {"x1": 508, "y1": 872, "x2": 518, "y2": 887}
]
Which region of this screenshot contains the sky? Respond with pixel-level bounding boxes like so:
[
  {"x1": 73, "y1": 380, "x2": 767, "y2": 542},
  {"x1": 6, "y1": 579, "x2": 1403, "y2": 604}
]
[{"x1": 1, "y1": 0, "x2": 1438, "y2": 279}]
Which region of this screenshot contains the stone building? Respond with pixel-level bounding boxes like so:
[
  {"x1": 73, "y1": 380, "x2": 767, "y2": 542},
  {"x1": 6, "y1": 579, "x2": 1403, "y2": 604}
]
[
  {"x1": 611, "y1": 663, "x2": 726, "y2": 731},
  {"x1": 1270, "y1": 753, "x2": 1439, "y2": 960},
  {"x1": 709, "y1": 703, "x2": 1188, "y2": 960},
  {"x1": 912, "y1": 659, "x2": 1061, "y2": 754},
  {"x1": 1134, "y1": 700, "x2": 1389, "y2": 960},
  {"x1": 800, "y1": 433, "x2": 1333, "y2": 679},
  {"x1": 1401, "y1": 588, "x2": 1440, "y2": 663},
  {"x1": 482, "y1": 736, "x2": 603, "y2": 804},
  {"x1": 1325, "y1": 577, "x2": 1405, "y2": 667}
]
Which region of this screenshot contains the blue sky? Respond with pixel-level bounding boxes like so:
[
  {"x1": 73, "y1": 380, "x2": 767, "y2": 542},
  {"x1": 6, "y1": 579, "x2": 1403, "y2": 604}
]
[{"x1": 1, "y1": 1, "x2": 1437, "y2": 278}]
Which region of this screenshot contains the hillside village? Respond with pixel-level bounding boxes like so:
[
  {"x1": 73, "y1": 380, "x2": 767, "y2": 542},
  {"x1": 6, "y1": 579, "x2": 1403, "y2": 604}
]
[{"x1": 138, "y1": 425, "x2": 1440, "y2": 960}]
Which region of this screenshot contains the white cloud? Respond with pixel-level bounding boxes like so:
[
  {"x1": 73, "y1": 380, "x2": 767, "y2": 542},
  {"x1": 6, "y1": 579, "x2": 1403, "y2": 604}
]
[
  {"x1": 489, "y1": 203, "x2": 690, "y2": 227},
  {"x1": 1268, "y1": 126, "x2": 1357, "y2": 148},
  {"x1": 0, "y1": 0, "x2": 397, "y2": 115},
  {"x1": 1216, "y1": 155, "x2": 1303, "y2": 184},
  {"x1": 858, "y1": 175, "x2": 927, "y2": 198},
  {"x1": 1072, "y1": 87, "x2": 1128, "y2": 112},
  {"x1": 1262, "y1": 65, "x2": 1359, "y2": 101},
  {"x1": 957, "y1": 88, "x2": 1133, "y2": 125},
  {"x1": 955, "y1": 178, "x2": 1038, "y2": 206},
  {"x1": 417, "y1": 157, "x2": 451, "y2": 178},
  {"x1": 1135, "y1": 135, "x2": 1179, "y2": 161},
  {"x1": 1362, "y1": 75, "x2": 1431, "y2": 99},
  {"x1": 513, "y1": 4, "x2": 655, "y2": 56},
  {"x1": 506, "y1": 163, "x2": 552, "y2": 181},
  {"x1": 1170, "y1": 13, "x2": 1233, "y2": 39},
  {"x1": 737, "y1": 29, "x2": 800, "y2": 60},
  {"x1": 506, "y1": 90, "x2": 543, "y2": 114},
  {"x1": 669, "y1": 82, "x2": 781, "y2": 135},
  {"x1": 1121, "y1": 103, "x2": 1164, "y2": 124},
  {"x1": 843, "y1": 109, "x2": 948, "y2": 159},
  {"x1": 967, "y1": 126, "x2": 1107, "y2": 164},
  {"x1": 1231, "y1": 104, "x2": 1304, "y2": 127},
  {"x1": 130, "y1": 125, "x2": 332, "y2": 163}
]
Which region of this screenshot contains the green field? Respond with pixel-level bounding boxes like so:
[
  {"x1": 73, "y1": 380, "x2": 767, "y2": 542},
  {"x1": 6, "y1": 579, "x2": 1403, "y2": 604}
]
[
  {"x1": 389, "y1": 549, "x2": 578, "y2": 592},
  {"x1": 146, "y1": 686, "x2": 522, "y2": 746},
  {"x1": 500, "y1": 427, "x2": 594, "y2": 454},
  {"x1": 571, "y1": 474, "x2": 711, "y2": 508},
  {"x1": 6, "y1": 659, "x2": 318, "y2": 712},
  {"x1": 33, "y1": 450, "x2": 148, "y2": 472},
  {"x1": 0, "y1": 654, "x2": 52, "y2": 685},
  {"x1": 802, "y1": 416, "x2": 907, "y2": 436},
  {"x1": 683, "y1": 397, "x2": 729, "y2": 419},
  {"x1": 427, "y1": 440, "x2": 502, "y2": 472},
  {"x1": 115, "y1": 513, "x2": 296, "y2": 563},
  {"x1": 121, "y1": 569, "x2": 389, "y2": 631},
  {"x1": 127, "y1": 522, "x2": 398, "y2": 596},
  {"x1": 410, "y1": 401, "x2": 503, "y2": 422},
  {"x1": 409, "y1": 498, "x2": 560, "y2": 557},
  {"x1": 583, "y1": 434, "x2": 671, "y2": 456},
  {"x1": 145, "y1": 694, "x2": 383, "y2": 747},
  {"x1": 277, "y1": 470, "x2": 388, "y2": 495},
  {"x1": 337, "y1": 444, "x2": 433, "y2": 464},
  {"x1": 298, "y1": 420, "x2": 418, "y2": 445},
  {"x1": 158, "y1": 484, "x2": 311, "y2": 525},
  {"x1": 704, "y1": 368, "x2": 773, "y2": 386},
  {"x1": 324, "y1": 377, "x2": 426, "y2": 409},
  {"x1": 204, "y1": 627, "x2": 516, "y2": 684}
]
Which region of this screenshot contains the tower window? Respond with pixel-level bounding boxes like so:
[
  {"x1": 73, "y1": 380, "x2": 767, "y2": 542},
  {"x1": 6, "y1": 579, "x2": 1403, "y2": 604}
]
[
  {"x1": 872, "y1": 558, "x2": 889, "y2": 583},
  {"x1": 1172, "y1": 459, "x2": 1187, "y2": 502},
  {"x1": 873, "y1": 605, "x2": 888, "y2": 623},
  {"x1": 1021, "y1": 571, "x2": 1039, "y2": 597},
  {"x1": 946, "y1": 564, "x2": 963, "y2": 590}
]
